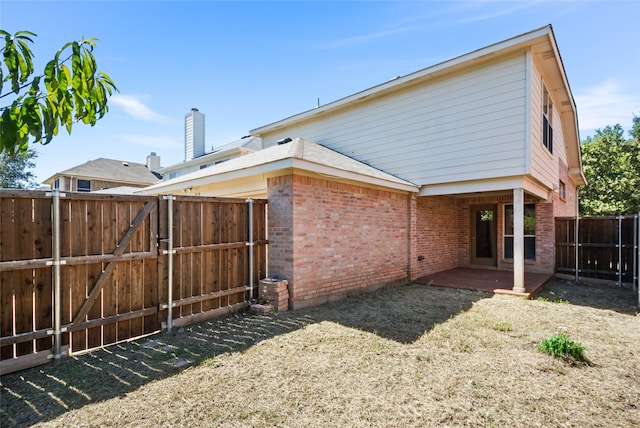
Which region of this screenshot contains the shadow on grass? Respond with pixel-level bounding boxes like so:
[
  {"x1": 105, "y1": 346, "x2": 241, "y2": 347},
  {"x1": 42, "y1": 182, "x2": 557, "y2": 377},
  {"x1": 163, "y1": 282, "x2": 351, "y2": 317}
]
[
  {"x1": 0, "y1": 283, "x2": 486, "y2": 427},
  {"x1": 537, "y1": 278, "x2": 638, "y2": 315}
]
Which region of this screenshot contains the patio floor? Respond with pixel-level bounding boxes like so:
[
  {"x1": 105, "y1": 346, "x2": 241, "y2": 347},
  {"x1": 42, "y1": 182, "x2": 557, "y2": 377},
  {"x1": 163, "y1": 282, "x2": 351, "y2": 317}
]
[{"x1": 414, "y1": 268, "x2": 553, "y2": 298}]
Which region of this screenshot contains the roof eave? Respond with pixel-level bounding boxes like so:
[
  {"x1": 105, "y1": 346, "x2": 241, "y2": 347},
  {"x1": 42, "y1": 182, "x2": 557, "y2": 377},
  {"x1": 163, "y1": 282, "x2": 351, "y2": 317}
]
[{"x1": 141, "y1": 157, "x2": 418, "y2": 195}]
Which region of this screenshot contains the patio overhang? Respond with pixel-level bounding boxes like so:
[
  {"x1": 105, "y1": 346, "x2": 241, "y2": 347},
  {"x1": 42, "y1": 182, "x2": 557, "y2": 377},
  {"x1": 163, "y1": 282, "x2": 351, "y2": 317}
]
[{"x1": 418, "y1": 175, "x2": 552, "y2": 201}]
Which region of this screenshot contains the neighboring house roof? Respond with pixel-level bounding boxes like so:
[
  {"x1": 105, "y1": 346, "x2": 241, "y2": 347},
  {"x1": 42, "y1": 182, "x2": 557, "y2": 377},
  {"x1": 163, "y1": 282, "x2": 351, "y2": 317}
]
[
  {"x1": 43, "y1": 158, "x2": 160, "y2": 186},
  {"x1": 140, "y1": 138, "x2": 418, "y2": 195},
  {"x1": 156, "y1": 135, "x2": 262, "y2": 176}
]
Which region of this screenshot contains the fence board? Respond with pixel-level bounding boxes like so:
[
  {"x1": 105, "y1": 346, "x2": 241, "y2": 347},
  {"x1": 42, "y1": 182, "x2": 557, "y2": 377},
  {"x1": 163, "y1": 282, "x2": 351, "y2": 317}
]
[{"x1": 102, "y1": 200, "x2": 117, "y2": 345}]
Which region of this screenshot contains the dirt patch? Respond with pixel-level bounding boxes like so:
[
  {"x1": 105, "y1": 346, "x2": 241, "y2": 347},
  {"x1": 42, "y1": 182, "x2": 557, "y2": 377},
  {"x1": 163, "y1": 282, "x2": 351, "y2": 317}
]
[{"x1": 1, "y1": 279, "x2": 638, "y2": 427}]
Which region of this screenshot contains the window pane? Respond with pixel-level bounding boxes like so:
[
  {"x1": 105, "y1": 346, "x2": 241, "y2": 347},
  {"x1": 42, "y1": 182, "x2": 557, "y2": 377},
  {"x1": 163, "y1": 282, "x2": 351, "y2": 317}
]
[
  {"x1": 77, "y1": 179, "x2": 91, "y2": 192},
  {"x1": 504, "y1": 237, "x2": 513, "y2": 259},
  {"x1": 504, "y1": 205, "x2": 514, "y2": 235},
  {"x1": 525, "y1": 237, "x2": 536, "y2": 260},
  {"x1": 524, "y1": 205, "x2": 536, "y2": 235},
  {"x1": 504, "y1": 237, "x2": 536, "y2": 260}
]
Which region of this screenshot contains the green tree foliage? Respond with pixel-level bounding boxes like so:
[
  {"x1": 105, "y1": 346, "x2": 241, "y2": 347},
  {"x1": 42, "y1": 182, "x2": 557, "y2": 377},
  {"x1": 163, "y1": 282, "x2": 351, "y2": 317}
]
[
  {"x1": 580, "y1": 118, "x2": 640, "y2": 216},
  {"x1": 0, "y1": 147, "x2": 38, "y2": 188},
  {"x1": 0, "y1": 30, "x2": 118, "y2": 154}
]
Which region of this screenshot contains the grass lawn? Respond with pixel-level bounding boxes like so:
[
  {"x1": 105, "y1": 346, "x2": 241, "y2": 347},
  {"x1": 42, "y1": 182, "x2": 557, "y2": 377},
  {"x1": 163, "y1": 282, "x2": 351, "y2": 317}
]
[{"x1": 1, "y1": 279, "x2": 638, "y2": 427}]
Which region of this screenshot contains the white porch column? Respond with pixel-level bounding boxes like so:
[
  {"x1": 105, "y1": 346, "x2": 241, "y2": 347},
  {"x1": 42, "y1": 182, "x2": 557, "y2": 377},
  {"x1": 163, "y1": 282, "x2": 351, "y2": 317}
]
[{"x1": 513, "y1": 188, "x2": 526, "y2": 293}]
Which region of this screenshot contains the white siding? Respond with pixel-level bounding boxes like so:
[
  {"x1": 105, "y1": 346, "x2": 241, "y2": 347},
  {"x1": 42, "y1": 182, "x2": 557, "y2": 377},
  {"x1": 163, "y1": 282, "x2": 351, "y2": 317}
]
[
  {"x1": 262, "y1": 53, "x2": 528, "y2": 186},
  {"x1": 530, "y1": 61, "x2": 567, "y2": 189}
]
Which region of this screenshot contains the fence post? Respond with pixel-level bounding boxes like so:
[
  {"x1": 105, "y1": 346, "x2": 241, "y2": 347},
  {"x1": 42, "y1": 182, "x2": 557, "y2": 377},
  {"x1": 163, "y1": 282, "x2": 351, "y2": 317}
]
[
  {"x1": 634, "y1": 214, "x2": 638, "y2": 292},
  {"x1": 247, "y1": 198, "x2": 254, "y2": 302},
  {"x1": 636, "y1": 213, "x2": 639, "y2": 308},
  {"x1": 574, "y1": 215, "x2": 579, "y2": 282},
  {"x1": 165, "y1": 194, "x2": 175, "y2": 332},
  {"x1": 617, "y1": 216, "x2": 623, "y2": 287},
  {"x1": 50, "y1": 190, "x2": 63, "y2": 359}
]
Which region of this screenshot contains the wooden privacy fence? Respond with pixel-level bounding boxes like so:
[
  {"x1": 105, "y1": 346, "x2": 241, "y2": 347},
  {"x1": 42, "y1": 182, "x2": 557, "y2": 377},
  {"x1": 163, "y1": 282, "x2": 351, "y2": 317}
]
[
  {"x1": 555, "y1": 215, "x2": 639, "y2": 289},
  {"x1": 0, "y1": 190, "x2": 267, "y2": 374}
]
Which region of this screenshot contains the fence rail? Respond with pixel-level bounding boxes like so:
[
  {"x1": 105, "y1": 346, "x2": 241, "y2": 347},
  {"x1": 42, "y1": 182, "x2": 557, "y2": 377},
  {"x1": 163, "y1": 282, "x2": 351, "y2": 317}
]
[
  {"x1": 555, "y1": 215, "x2": 639, "y2": 289},
  {"x1": 0, "y1": 190, "x2": 267, "y2": 374}
]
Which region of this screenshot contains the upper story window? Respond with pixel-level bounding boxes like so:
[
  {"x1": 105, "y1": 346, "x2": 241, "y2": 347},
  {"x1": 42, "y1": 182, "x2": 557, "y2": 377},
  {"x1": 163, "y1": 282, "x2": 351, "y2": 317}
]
[
  {"x1": 559, "y1": 180, "x2": 566, "y2": 200},
  {"x1": 53, "y1": 178, "x2": 60, "y2": 189},
  {"x1": 542, "y1": 84, "x2": 553, "y2": 154},
  {"x1": 77, "y1": 179, "x2": 91, "y2": 192}
]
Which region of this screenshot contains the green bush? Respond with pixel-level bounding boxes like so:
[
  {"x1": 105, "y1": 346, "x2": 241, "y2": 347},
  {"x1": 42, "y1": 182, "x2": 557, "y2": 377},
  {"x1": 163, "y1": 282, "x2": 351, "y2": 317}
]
[{"x1": 538, "y1": 334, "x2": 589, "y2": 365}]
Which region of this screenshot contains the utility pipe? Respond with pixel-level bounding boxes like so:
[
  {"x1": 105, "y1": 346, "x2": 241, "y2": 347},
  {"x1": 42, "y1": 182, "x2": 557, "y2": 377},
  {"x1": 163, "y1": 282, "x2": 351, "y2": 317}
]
[{"x1": 247, "y1": 198, "x2": 254, "y2": 302}]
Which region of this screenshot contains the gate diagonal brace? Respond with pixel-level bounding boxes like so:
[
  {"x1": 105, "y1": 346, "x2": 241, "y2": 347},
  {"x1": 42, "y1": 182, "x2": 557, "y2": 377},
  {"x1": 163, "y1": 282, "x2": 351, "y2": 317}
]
[{"x1": 72, "y1": 201, "x2": 156, "y2": 325}]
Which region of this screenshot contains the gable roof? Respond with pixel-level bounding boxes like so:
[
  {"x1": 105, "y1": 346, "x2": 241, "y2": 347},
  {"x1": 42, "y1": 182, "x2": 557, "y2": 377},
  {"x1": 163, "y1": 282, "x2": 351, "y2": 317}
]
[
  {"x1": 250, "y1": 25, "x2": 584, "y2": 185},
  {"x1": 141, "y1": 138, "x2": 418, "y2": 194},
  {"x1": 252, "y1": 26, "x2": 568, "y2": 136},
  {"x1": 43, "y1": 158, "x2": 160, "y2": 186}
]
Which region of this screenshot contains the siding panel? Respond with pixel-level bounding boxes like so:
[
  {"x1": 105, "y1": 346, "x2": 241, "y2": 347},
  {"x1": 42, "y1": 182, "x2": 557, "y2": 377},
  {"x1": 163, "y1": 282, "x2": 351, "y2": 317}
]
[
  {"x1": 262, "y1": 54, "x2": 528, "y2": 186},
  {"x1": 530, "y1": 61, "x2": 567, "y2": 188}
]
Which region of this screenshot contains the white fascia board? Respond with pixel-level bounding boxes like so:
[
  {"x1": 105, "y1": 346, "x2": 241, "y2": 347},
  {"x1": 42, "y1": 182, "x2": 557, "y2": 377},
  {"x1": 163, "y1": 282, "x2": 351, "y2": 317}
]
[
  {"x1": 252, "y1": 26, "x2": 551, "y2": 136},
  {"x1": 420, "y1": 175, "x2": 553, "y2": 200},
  {"x1": 140, "y1": 157, "x2": 418, "y2": 195},
  {"x1": 419, "y1": 177, "x2": 526, "y2": 196},
  {"x1": 290, "y1": 159, "x2": 419, "y2": 193},
  {"x1": 140, "y1": 159, "x2": 295, "y2": 195}
]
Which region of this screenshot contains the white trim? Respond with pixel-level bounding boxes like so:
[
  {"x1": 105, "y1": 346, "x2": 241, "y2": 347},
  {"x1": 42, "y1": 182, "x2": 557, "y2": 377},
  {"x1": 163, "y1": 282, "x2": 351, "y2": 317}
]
[
  {"x1": 290, "y1": 159, "x2": 419, "y2": 193},
  {"x1": 524, "y1": 50, "x2": 532, "y2": 174},
  {"x1": 513, "y1": 188, "x2": 525, "y2": 292},
  {"x1": 141, "y1": 157, "x2": 418, "y2": 196},
  {"x1": 419, "y1": 176, "x2": 525, "y2": 196}
]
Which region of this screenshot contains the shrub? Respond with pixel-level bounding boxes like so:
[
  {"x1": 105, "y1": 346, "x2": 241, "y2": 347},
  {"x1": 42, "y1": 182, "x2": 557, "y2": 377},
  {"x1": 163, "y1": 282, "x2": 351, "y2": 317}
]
[{"x1": 537, "y1": 333, "x2": 589, "y2": 365}]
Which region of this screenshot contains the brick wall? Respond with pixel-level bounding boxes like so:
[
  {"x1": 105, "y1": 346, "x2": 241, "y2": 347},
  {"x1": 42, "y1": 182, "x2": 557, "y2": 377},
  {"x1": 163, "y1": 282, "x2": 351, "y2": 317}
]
[
  {"x1": 553, "y1": 160, "x2": 578, "y2": 218},
  {"x1": 267, "y1": 174, "x2": 559, "y2": 308},
  {"x1": 266, "y1": 175, "x2": 294, "y2": 287},
  {"x1": 412, "y1": 196, "x2": 461, "y2": 279},
  {"x1": 267, "y1": 174, "x2": 410, "y2": 309}
]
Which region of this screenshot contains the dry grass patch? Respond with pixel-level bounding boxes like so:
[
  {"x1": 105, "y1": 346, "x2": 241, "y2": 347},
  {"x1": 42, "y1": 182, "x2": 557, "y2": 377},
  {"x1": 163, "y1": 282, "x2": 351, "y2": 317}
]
[{"x1": 1, "y1": 279, "x2": 638, "y2": 427}]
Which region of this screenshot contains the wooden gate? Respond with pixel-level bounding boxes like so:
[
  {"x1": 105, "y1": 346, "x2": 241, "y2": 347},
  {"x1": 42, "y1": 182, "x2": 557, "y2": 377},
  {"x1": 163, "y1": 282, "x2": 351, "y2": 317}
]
[{"x1": 0, "y1": 190, "x2": 267, "y2": 374}]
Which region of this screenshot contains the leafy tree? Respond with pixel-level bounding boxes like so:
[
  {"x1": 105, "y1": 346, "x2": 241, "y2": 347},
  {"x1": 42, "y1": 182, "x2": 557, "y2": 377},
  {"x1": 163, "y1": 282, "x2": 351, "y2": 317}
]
[
  {"x1": 0, "y1": 147, "x2": 38, "y2": 188},
  {"x1": 0, "y1": 30, "x2": 118, "y2": 154},
  {"x1": 580, "y1": 118, "x2": 640, "y2": 216}
]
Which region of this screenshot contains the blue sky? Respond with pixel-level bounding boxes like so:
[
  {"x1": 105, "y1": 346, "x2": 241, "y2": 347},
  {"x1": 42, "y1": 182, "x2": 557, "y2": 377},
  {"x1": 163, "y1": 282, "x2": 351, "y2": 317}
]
[{"x1": 2, "y1": 0, "x2": 639, "y2": 184}]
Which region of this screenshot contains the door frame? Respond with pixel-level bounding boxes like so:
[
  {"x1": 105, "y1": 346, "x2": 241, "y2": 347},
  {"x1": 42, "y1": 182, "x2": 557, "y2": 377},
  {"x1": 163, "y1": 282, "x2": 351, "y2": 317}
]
[{"x1": 470, "y1": 204, "x2": 498, "y2": 266}]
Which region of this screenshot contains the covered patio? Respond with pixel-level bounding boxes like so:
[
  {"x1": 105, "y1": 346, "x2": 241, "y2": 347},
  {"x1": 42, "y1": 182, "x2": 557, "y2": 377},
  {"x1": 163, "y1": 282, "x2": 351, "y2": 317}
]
[{"x1": 414, "y1": 268, "x2": 553, "y2": 298}]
